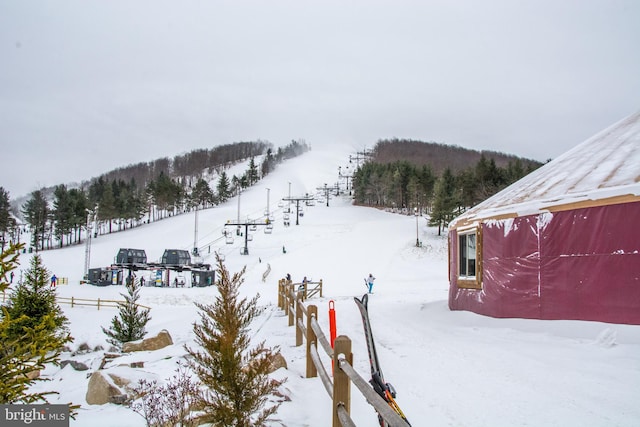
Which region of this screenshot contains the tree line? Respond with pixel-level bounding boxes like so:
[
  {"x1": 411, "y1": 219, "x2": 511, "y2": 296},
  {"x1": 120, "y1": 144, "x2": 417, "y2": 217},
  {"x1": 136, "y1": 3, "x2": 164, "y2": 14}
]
[
  {"x1": 353, "y1": 139, "x2": 543, "y2": 234},
  {"x1": 1, "y1": 140, "x2": 310, "y2": 252}
]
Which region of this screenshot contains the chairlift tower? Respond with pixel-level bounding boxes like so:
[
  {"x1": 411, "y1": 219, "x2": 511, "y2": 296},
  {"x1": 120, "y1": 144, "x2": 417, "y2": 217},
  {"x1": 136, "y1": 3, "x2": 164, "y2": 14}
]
[
  {"x1": 316, "y1": 183, "x2": 331, "y2": 207},
  {"x1": 338, "y1": 166, "x2": 354, "y2": 195},
  {"x1": 281, "y1": 195, "x2": 315, "y2": 225},
  {"x1": 224, "y1": 220, "x2": 272, "y2": 255}
]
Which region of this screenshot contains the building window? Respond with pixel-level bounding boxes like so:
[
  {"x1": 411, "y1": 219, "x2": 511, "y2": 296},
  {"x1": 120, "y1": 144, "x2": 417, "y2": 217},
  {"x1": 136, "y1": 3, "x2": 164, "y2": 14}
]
[{"x1": 457, "y1": 228, "x2": 481, "y2": 289}]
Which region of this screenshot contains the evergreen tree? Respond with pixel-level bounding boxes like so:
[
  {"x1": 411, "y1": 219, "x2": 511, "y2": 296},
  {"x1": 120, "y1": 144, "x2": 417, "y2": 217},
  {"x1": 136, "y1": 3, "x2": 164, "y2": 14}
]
[
  {"x1": 247, "y1": 157, "x2": 259, "y2": 185},
  {"x1": 53, "y1": 184, "x2": 73, "y2": 248},
  {"x1": 216, "y1": 171, "x2": 231, "y2": 203},
  {"x1": 102, "y1": 278, "x2": 151, "y2": 347},
  {"x1": 3, "y1": 254, "x2": 70, "y2": 345},
  {"x1": 21, "y1": 190, "x2": 50, "y2": 251},
  {"x1": 98, "y1": 183, "x2": 117, "y2": 233},
  {"x1": 429, "y1": 168, "x2": 458, "y2": 235},
  {"x1": 0, "y1": 246, "x2": 73, "y2": 403},
  {"x1": 68, "y1": 188, "x2": 89, "y2": 243},
  {"x1": 186, "y1": 255, "x2": 285, "y2": 426},
  {"x1": 0, "y1": 187, "x2": 16, "y2": 251},
  {"x1": 192, "y1": 178, "x2": 214, "y2": 208}
]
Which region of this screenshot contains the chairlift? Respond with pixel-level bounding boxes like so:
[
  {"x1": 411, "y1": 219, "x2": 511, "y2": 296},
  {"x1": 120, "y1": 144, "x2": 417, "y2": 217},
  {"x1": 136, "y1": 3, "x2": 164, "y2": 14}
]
[
  {"x1": 283, "y1": 213, "x2": 290, "y2": 220},
  {"x1": 247, "y1": 234, "x2": 253, "y2": 241},
  {"x1": 277, "y1": 201, "x2": 284, "y2": 208},
  {"x1": 225, "y1": 233, "x2": 234, "y2": 244},
  {"x1": 250, "y1": 224, "x2": 258, "y2": 232},
  {"x1": 264, "y1": 223, "x2": 273, "y2": 234}
]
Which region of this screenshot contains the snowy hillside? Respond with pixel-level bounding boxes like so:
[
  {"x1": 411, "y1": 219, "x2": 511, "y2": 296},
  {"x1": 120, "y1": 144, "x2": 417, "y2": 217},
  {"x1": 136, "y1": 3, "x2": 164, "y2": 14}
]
[{"x1": 12, "y1": 146, "x2": 640, "y2": 427}]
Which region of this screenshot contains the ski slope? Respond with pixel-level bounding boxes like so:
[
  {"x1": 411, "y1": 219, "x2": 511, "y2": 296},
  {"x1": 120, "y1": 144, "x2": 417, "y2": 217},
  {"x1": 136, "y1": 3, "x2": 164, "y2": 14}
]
[{"x1": 14, "y1": 145, "x2": 640, "y2": 427}]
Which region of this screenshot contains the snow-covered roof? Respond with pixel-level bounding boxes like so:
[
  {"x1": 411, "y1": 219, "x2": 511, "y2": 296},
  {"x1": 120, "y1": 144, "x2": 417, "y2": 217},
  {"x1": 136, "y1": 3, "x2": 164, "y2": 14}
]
[{"x1": 450, "y1": 111, "x2": 640, "y2": 229}]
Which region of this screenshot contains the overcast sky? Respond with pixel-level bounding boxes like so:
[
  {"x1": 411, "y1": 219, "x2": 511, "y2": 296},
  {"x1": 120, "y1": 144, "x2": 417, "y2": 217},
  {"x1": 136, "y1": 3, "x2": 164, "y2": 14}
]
[{"x1": 1, "y1": 0, "x2": 639, "y2": 198}]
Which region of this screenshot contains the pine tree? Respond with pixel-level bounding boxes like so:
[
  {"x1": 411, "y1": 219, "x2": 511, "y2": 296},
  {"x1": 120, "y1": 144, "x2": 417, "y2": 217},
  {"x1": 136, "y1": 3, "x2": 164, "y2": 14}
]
[
  {"x1": 102, "y1": 278, "x2": 151, "y2": 347},
  {"x1": 1, "y1": 245, "x2": 73, "y2": 403},
  {"x1": 186, "y1": 254, "x2": 285, "y2": 426},
  {"x1": 0, "y1": 187, "x2": 16, "y2": 251},
  {"x1": 216, "y1": 171, "x2": 231, "y2": 203},
  {"x1": 21, "y1": 189, "x2": 50, "y2": 251},
  {"x1": 429, "y1": 168, "x2": 458, "y2": 235},
  {"x1": 3, "y1": 253, "x2": 70, "y2": 347}
]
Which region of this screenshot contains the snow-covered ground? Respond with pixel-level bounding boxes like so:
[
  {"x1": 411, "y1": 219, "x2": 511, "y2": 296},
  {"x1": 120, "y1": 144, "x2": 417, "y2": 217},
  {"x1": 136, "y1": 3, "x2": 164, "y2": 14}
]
[{"x1": 13, "y1": 146, "x2": 640, "y2": 426}]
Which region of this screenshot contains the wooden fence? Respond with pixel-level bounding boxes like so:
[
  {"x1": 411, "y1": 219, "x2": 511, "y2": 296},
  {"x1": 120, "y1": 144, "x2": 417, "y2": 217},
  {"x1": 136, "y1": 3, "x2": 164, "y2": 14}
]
[
  {"x1": 277, "y1": 282, "x2": 410, "y2": 427},
  {"x1": 57, "y1": 297, "x2": 151, "y2": 311},
  {"x1": 277, "y1": 278, "x2": 323, "y2": 304}
]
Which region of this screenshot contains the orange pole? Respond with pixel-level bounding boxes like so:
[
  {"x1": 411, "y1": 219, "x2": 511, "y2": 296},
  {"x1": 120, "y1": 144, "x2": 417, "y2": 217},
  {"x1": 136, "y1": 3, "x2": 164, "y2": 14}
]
[
  {"x1": 329, "y1": 300, "x2": 337, "y2": 347},
  {"x1": 329, "y1": 300, "x2": 337, "y2": 375}
]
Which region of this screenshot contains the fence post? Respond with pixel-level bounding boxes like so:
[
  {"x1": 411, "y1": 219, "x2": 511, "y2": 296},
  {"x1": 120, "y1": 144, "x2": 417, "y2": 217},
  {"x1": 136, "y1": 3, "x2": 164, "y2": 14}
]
[
  {"x1": 277, "y1": 280, "x2": 283, "y2": 310},
  {"x1": 306, "y1": 305, "x2": 318, "y2": 378},
  {"x1": 283, "y1": 284, "x2": 290, "y2": 316},
  {"x1": 319, "y1": 279, "x2": 323, "y2": 298},
  {"x1": 71, "y1": 296, "x2": 74, "y2": 308},
  {"x1": 97, "y1": 298, "x2": 101, "y2": 310},
  {"x1": 333, "y1": 335, "x2": 352, "y2": 427},
  {"x1": 288, "y1": 288, "x2": 294, "y2": 327},
  {"x1": 295, "y1": 292, "x2": 303, "y2": 347}
]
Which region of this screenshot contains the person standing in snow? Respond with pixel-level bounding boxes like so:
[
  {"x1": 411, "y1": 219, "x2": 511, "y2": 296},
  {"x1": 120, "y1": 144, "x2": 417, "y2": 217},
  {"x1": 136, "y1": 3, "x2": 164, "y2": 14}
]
[
  {"x1": 50, "y1": 274, "x2": 57, "y2": 288},
  {"x1": 366, "y1": 273, "x2": 376, "y2": 294}
]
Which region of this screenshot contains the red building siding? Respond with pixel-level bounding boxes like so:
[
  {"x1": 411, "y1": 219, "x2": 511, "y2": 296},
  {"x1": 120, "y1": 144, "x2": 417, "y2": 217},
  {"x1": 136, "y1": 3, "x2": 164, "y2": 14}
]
[{"x1": 449, "y1": 201, "x2": 640, "y2": 324}]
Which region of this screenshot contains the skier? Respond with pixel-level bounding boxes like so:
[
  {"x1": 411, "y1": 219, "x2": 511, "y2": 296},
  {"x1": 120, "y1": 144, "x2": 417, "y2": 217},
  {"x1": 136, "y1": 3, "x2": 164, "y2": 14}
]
[
  {"x1": 365, "y1": 273, "x2": 376, "y2": 294},
  {"x1": 50, "y1": 274, "x2": 57, "y2": 288}
]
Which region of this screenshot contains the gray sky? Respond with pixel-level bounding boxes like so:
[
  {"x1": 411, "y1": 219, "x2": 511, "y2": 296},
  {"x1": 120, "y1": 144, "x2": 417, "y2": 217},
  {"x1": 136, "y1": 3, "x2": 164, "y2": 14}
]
[{"x1": 1, "y1": 0, "x2": 639, "y2": 198}]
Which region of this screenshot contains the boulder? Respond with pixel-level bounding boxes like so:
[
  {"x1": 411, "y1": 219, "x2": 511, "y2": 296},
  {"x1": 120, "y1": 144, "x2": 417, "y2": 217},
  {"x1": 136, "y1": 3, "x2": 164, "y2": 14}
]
[
  {"x1": 86, "y1": 371, "x2": 130, "y2": 405},
  {"x1": 122, "y1": 329, "x2": 173, "y2": 353},
  {"x1": 268, "y1": 353, "x2": 288, "y2": 373},
  {"x1": 60, "y1": 360, "x2": 89, "y2": 371},
  {"x1": 25, "y1": 370, "x2": 40, "y2": 380}
]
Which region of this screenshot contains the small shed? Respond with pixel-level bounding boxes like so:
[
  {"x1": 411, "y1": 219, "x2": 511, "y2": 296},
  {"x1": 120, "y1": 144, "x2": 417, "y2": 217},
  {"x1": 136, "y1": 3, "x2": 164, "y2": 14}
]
[
  {"x1": 448, "y1": 112, "x2": 640, "y2": 325},
  {"x1": 191, "y1": 269, "x2": 216, "y2": 287},
  {"x1": 88, "y1": 267, "x2": 122, "y2": 286}
]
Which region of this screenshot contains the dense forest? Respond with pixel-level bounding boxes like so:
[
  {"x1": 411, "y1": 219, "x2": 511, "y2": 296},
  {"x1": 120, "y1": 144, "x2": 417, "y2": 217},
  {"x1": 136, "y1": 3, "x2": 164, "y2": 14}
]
[
  {"x1": 352, "y1": 139, "x2": 544, "y2": 234},
  {"x1": 0, "y1": 140, "x2": 310, "y2": 252}
]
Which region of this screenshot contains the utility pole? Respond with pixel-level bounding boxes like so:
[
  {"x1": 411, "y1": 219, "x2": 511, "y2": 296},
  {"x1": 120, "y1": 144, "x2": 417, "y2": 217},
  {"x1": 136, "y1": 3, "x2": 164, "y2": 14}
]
[
  {"x1": 282, "y1": 195, "x2": 315, "y2": 225},
  {"x1": 83, "y1": 206, "x2": 97, "y2": 280},
  {"x1": 236, "y1": 188, "x2": 242, "y2": 235},
  {"x1": 266, "y1": 188, "x2": 271, "y2": 219},
  {"x1": 193, "y1": 204, "x2": 199, "y2": 256}
]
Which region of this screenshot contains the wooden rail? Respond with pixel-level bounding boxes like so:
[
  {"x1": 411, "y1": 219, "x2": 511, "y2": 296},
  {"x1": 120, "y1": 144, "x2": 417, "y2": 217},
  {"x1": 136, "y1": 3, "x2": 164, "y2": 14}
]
[
  {"x1": 57, "y1": 297, "x2": 151, "y2": 311},
  {"x1": 277, "y1": 282, "x2": 409, "y2": 427}
]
